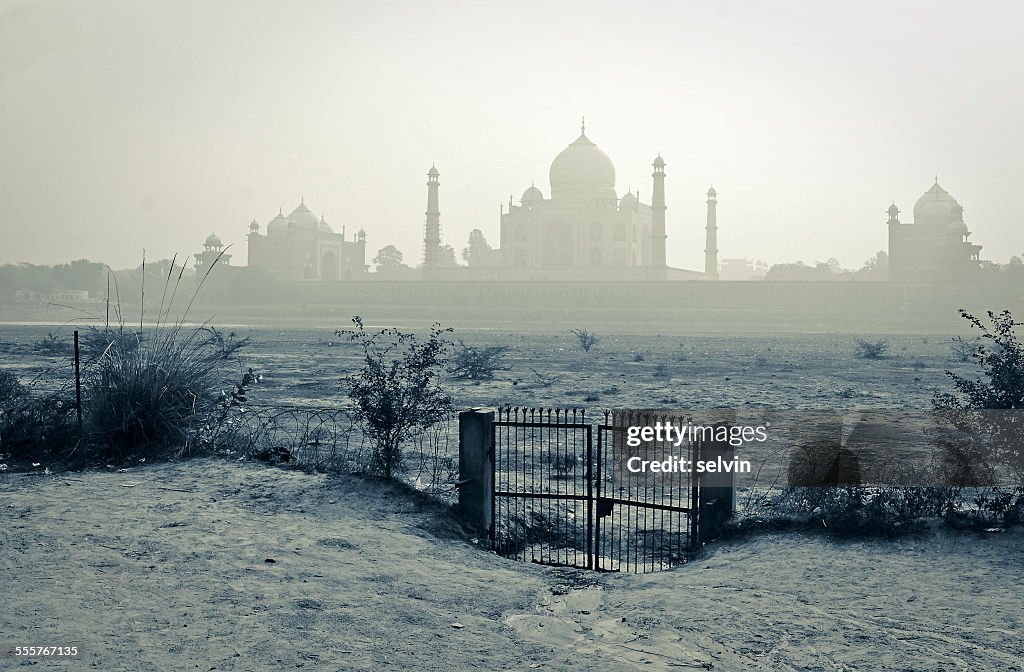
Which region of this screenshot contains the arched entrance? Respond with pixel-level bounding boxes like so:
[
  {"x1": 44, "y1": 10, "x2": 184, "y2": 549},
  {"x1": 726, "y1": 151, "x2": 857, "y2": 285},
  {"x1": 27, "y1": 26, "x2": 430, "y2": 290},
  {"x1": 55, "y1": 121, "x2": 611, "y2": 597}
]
[{"x1": 321, "y1": 250, "x2": 338, "y2": 280}]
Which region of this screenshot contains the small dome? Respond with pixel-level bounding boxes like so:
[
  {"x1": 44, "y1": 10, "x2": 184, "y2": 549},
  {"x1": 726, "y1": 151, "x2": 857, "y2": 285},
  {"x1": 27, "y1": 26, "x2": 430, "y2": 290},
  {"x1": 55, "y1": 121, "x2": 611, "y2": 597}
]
[
  {"x1": 204, "y1": 233, "x2": 222, "y2": 247},
  {"x1": 318, "y1": 215, "x2": 333, "y2": 233},
  {"x1": 521, "y1": 184, "x2": 544, "y2": 203},
  {"x1": 266, "y1": 210, "x2": 290, "y2": 234},
  {"x1": 887, "y1": 202, "x2": 899, "y2": 216},
  {"x1": 428, "y1": 165, "x2": 439, "y2": 177},
  {"x1": 549, "y1": 132, "x2": 616, "y2": 201},
  {"x1": 947, "y1": 219, "x2": 969, "y2": 237},
  {"x1": 619, "y1": 191, "x2": 637, "y2": 207},
  {"x1": 707, "y1": 185, "x2": 717, "y2": 197},
  {"x1": 653, "y1": 155, "x2": 666, "y2": 167}
]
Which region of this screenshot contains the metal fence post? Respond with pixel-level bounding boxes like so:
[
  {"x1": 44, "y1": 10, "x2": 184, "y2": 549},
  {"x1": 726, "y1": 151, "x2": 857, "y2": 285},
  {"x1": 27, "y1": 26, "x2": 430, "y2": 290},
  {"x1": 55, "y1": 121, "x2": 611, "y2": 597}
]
[
  {"x1": 458, "y1": 409, "x2": 494, "y2": 538},
  {"x1": 73, "y1": 330, "x2": 83, "y2": 433}
]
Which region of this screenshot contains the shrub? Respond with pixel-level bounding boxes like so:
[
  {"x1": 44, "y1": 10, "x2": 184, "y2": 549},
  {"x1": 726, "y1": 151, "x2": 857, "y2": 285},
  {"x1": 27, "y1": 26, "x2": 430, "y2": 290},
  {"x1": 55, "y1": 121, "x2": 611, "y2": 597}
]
[
  {"x1": 787, "y1": 442, "x2": 862, "y2": 487},
  {"x1": 950, "y1": 335, "x2": 979, "y2": 363},
  {"x1": 0, "y1": 368, "x2": 78, "y2": 465},
  {"x1": 545, "y1": 449, "x2": 578, "y2": 479},
  {"x1": 530, "y1": 368, "x2": 556, "y2": 388},
  {"x1": 934, "y1": 309, "x2": 1024, "y2": 482},
  {"x1": 570, "y1": 328, "x2": 599, "y2": 353},
  {"x1": 80, "y1": 325, "x2": 142, "y2": 361},
  {"x1": 773, "y1": 486, "x2": 952, "y2": 537},
  {"x1": 338, "y1": 316, "x2": 453, "y2": 480},
  {"x1": 32, "y1": 332, "x2": 73, "y2": 356},
  {"x1": 83, "y1": 253, "x2": 254, "y2": 461},
  {"x1": 0, "y1": 369, "x2": 26, "y2": 406},
  {"x1": 448, "y1": 339, "x2": 509, "y2": 380},
  {"x1": 936, "y1": 310, "x2": 1023, "y2": 410},
  {"x1": 854, "y1": 338, "x2": 889, "y2": 359},
  {"x1": 86, "y1": 323, "x2": 252, "y2": 460}
]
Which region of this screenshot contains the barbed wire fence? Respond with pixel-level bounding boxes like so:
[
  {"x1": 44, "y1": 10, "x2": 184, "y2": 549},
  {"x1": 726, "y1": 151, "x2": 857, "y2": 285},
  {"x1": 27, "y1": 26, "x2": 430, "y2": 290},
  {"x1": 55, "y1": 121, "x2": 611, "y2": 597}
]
[{"x1": 218, "y1": 403, "x2": 460, "y2": 503}]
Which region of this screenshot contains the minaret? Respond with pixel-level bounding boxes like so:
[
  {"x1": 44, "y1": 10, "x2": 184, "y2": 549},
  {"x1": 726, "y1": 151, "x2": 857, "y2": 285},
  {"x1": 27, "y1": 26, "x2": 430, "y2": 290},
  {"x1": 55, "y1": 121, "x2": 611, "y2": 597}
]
[
  {"x1": 705, "y1": 186, "x2": 719, "y2": 279},
  {"x1": 886, "y1": 202, "x2": 900, "y2": 280},
  {"x1": 650, "y1": 155, "x2": 667, "y2": 268},
  {"x1": 423, "y1": 165, "x2": 441, "y2": 269}
]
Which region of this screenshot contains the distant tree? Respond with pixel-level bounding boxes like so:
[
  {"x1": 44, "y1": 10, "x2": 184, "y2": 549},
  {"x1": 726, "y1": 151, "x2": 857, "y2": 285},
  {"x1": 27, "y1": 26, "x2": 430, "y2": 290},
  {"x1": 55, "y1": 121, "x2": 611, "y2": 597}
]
[
  {"x1": 438, "y1": 244, "x2": 459, "y2": 267},
  {"x1": 1003, "y1": 255, "x2": 1024, "y2": 280},
  {"x1": 765, "y1": 260, "x2": 852, "y2": 281},
  {"x1": 52, "y1": 259, "x2": 106, "y2": 293},
  {"x1": 861, "y1": 250, "x2": 888, "y2": 275},
  {"x1": 462, "y1": 229, "x2": 493, "y2": 266},
  {"x1": 373, "y1": 245, "x2": 404, "y2": 268},
  {"x1": 0, "y1": 263, "x2": 55, "y2": 294}
]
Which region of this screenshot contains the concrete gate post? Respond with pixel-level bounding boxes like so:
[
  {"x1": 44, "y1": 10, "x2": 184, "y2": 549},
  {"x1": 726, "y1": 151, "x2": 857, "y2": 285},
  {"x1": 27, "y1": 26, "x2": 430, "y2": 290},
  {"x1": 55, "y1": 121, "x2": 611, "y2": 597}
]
[
  {"x1": 458, "y1": 409, "x2": 494, "y2": 538},
  {"x1": 697, "y1": 411, "x2": 737, "y2": 543}
]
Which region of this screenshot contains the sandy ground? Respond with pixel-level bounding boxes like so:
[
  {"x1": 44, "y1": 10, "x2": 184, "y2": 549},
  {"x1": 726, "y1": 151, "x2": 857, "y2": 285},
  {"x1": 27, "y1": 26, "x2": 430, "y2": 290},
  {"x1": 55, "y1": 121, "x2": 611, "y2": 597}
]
[{"x1": 3, "y1": 459, "x2": 1022, "y2": 672}]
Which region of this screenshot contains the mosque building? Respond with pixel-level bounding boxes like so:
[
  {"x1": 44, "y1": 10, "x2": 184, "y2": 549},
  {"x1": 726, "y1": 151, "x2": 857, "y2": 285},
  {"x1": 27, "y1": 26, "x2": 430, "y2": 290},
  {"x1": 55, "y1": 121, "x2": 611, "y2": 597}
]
[
  {"x1": 887, "y1": 180, "x2": 983, "y2": 281},
  {"x1": 245, "y1": 199, "x2": 368, "y2": 280}
]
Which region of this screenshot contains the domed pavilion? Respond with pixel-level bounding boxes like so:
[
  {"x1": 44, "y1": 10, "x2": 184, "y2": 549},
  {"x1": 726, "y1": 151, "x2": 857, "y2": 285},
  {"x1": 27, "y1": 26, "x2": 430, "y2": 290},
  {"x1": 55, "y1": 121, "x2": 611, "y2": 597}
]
[{"x1": 887, "y1": 179, "x2": 983, "y2": 281}]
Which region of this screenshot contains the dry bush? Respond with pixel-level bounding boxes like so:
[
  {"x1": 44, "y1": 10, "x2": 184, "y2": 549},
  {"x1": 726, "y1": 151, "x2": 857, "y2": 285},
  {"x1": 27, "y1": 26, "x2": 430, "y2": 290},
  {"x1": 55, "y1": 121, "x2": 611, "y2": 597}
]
[
  {"x1": 448, "y1": 339, "x2": 509, "y2": 380},
  {"x1": 32, "y1": 332, "x2": 73, "y2": 356},
  {"x1": 854, "y1": 338, "x2": 889, "y2": 359},
  {"x1": 787, "y1": 442, "x2": 862, "y2": 487},
  {"x1": 570, "y1": 328, "x2": 599, "y2": 353},
  {"x1": 0, "y1": 368, "x2": 78, "y2": 465},
  {"x1": 950, "y1": 335, "x2": 979, "y2": 363}
]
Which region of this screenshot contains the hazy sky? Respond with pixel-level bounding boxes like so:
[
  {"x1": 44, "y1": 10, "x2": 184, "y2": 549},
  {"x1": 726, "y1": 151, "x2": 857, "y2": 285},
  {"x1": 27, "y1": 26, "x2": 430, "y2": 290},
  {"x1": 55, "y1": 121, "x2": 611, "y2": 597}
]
[{"x1": 2, "y1": 0, "x2": 1023, "y2": 270}]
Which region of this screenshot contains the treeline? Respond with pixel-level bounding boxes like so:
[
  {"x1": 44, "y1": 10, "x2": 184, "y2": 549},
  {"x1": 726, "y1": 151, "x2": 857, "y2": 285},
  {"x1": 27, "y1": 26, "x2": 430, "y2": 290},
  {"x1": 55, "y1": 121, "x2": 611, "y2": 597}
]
[
  {"x1": 764, "y1": 252, "x2": 1024, "y2": 282},
  {"x1": 0, "y1": 259, "x2": 193, "y2": 302}
]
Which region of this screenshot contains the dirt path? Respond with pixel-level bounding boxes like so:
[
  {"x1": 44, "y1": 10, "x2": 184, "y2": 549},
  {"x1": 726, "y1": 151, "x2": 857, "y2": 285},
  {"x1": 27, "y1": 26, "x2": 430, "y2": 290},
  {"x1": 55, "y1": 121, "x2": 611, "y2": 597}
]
[{"x1": 2, "y1": 460, "x2": 1022, "y2": 671}]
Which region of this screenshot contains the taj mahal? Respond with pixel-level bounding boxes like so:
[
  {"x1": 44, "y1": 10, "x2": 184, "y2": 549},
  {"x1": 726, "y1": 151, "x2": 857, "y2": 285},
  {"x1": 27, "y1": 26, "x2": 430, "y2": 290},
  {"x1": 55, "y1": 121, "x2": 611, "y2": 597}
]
[{"x1": 422, "y1": 120, "x2": 715, "y2": 281}]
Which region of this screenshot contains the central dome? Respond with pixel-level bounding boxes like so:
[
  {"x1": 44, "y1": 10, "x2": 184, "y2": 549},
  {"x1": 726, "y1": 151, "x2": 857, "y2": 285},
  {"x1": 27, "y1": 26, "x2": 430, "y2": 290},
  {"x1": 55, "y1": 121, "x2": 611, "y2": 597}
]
[
  {"x1": 288, "y1": 200, "x2": 318, "y2": 230},
  {"x1": 913, "y1": 181, "x2": 961, "y2": 226},
  {"x1": 549, "y1": 132, "x2": 616, "y2": 200}
]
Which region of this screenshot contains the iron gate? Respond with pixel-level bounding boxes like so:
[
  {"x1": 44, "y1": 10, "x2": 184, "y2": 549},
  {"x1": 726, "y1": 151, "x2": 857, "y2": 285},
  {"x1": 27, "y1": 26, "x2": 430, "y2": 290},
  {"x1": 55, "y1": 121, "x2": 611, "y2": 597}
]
[{"x1": 490, "y1": 408, "x2": 704, "y2": 572}]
